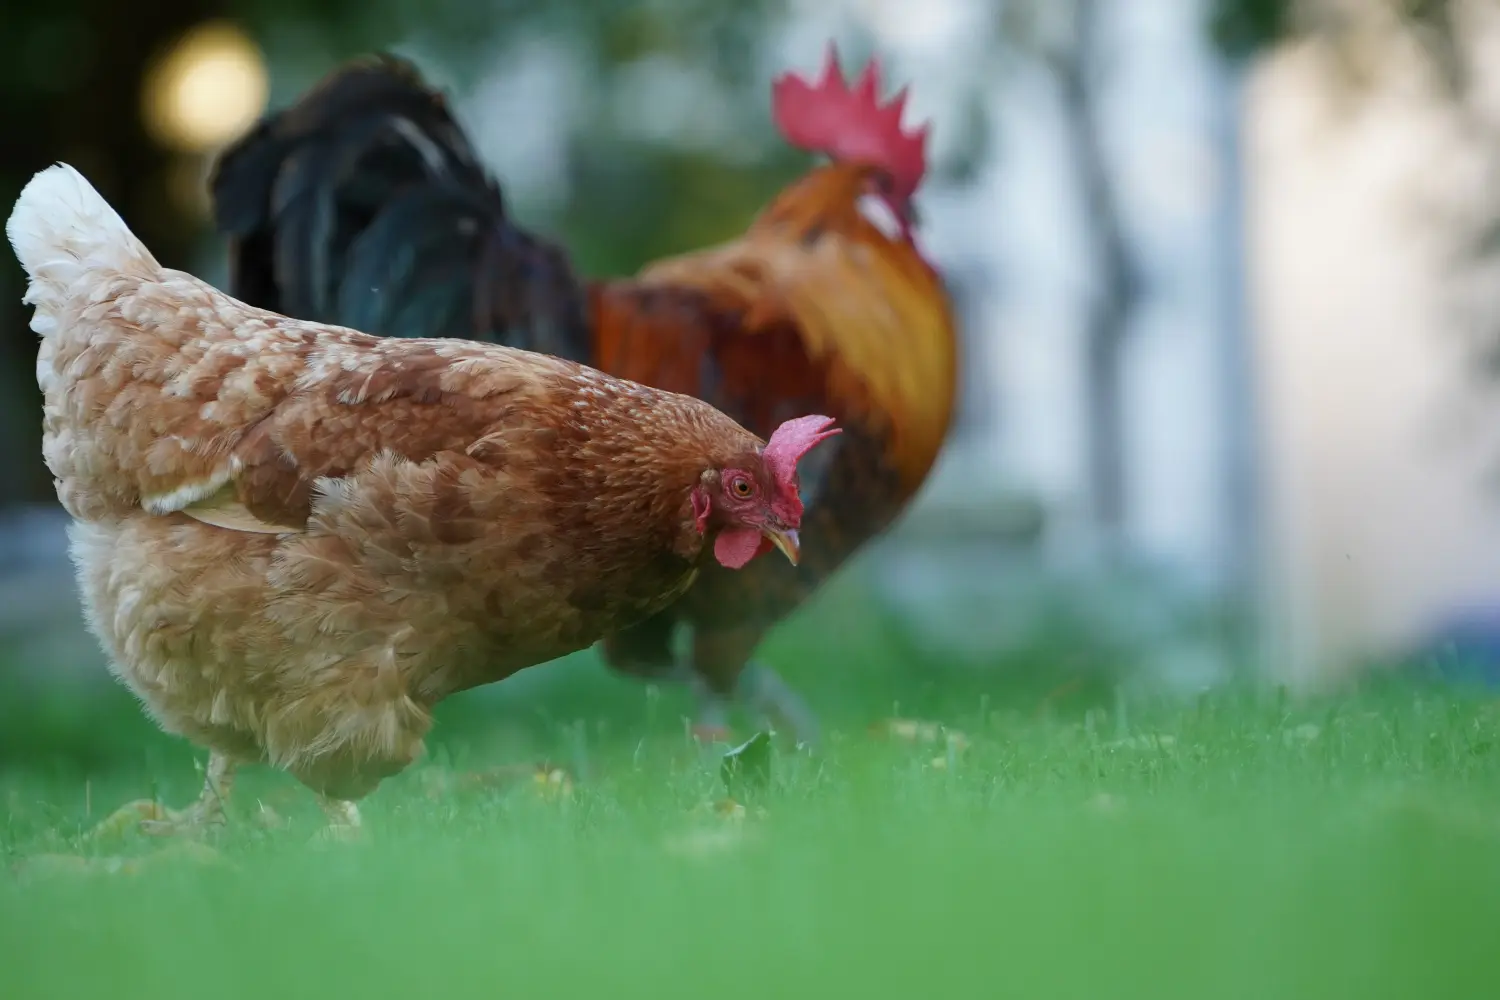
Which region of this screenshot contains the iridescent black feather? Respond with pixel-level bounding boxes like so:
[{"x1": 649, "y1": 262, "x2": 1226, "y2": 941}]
[{"x1": 211, "y1": 54, "x2": 591, "y2": 359}]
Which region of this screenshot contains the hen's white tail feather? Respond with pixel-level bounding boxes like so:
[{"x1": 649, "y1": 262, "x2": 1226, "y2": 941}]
[{"x1": 5, "y1": 163, "x2": 159, "y2": 337}]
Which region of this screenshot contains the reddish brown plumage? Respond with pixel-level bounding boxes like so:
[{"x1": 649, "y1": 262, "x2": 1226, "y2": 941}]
[{"x1": 7, "y1": 163, "x2": 827, "y2": 816}]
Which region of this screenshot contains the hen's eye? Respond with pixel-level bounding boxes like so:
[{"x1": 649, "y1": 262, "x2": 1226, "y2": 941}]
[{"x1": 730, "y1": 477, "x2": 754, "y2": 498}]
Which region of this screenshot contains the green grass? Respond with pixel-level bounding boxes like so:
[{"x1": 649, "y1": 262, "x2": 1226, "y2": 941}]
[{"x1": 3, "y1": 652, "x2": 1500, "y2": 1000}]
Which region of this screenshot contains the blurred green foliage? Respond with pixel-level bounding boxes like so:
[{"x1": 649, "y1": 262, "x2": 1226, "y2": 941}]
[
  {"x1": 1206, "y1": 0, "x2": 1471, "y2": 82},
  {"x1": 7, "y1": 676, "x2": 1500, "y2": 1000},
  {"x1": 1208, "y1": 0, "x2": 1291, "y2": 60}
]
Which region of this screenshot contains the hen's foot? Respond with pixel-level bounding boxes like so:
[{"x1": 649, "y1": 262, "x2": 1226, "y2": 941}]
[{"x1": 86, "y1": 752, "x2": 238, "y2": 841}]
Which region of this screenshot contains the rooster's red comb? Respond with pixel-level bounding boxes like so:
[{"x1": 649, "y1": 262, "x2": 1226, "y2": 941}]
[
  {"x1": 771, "y1": 42, "x2": 930, "y2": 202},
  {"x1": 762, "y1": 414, "x2": 841, "y2": 494}
]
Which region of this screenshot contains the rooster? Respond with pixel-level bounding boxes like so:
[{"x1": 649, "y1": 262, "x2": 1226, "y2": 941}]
[
  {"x1": 5, "y1": 163, "x2": 835, "y2": 836},
  {"x1": 210, "y1": 45, "x2": 958, "y2": 744}
]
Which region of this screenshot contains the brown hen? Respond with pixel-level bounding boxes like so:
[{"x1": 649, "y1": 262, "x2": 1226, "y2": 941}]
[{"x1": 6, "y1": 163, "x2": 834, "y2": 836}]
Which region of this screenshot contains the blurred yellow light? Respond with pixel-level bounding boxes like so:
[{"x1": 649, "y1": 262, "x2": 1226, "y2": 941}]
[{"x1": 142, "y1": 21, "x2": 268, "y2": 154}]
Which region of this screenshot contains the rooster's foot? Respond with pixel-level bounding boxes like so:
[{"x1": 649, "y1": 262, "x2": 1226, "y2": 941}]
[
  {"x1": 683, "y1": 662, "x2": 819, "y2": 750},
  {"x1": 731, "y1": 661, "x2": 821, "y2": 750}
]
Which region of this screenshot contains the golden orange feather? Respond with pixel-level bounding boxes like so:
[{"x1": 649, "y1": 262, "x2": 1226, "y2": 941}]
[{"x1": 593, "y1": 162, "x2": 957, "y2": 493}]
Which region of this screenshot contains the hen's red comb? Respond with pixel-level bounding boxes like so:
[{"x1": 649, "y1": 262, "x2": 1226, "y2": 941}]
[
  {"x1": 771, "y1": 42, "x2": 930, "y2": 202},
  {"x1": 763, "y1": 414, "x2": 841, "y2": 494}
]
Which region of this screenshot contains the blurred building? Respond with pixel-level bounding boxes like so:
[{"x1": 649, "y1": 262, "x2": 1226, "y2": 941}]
[
  {"x1": 837, "y1": 0, "x2": 1256, "y2": 692},
  {"x1": 1247, "y1": 34, "x2": 1500, "y2": 685}
]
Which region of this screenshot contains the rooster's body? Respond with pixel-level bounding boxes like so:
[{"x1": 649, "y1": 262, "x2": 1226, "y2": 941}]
[{"x1": 212, "y1": 50, "x2": 958, "y2": 740}]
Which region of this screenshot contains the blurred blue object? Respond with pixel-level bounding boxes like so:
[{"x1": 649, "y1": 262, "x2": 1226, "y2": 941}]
[{"x1": 1406, "y1": 605, "x2": 1500, "y2": 688}]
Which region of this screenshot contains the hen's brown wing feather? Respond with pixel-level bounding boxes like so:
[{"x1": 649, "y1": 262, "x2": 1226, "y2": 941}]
[
  {"x1": 201, "y1": 339, "x2": 549, "y2": 532},
  {"x1": 40, "y1": 260, "x2": 575, "y2": 541}
]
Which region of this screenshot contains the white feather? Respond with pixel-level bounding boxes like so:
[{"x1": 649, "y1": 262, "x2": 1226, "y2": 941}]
[
  {"x1": 5, "y1": 162, "x2": 159, "y2": 337},
  {"x1": 856, "y1": 193, "x2": 904, "y2": 242}
]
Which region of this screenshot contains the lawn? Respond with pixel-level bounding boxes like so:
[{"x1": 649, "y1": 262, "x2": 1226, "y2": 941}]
[{"x1": 2, "y1": 625, "x2": 1499, "y2": 1000}]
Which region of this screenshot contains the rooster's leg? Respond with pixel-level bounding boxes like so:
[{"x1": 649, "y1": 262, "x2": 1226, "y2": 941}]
[
  {"x1": 734, "y1": 661, "x2": 821, "y2": 749},
  {"x1": 682, "y1": 670, "x2": 733, "y2": 744},
  {"x1": 688, "y1": 628, "x2": 821, "y2": 748},
  {"x1": 598, "y1": 617, "x2": 735, "y2": 742},
  {"x1": 88, "y1": 751, "x2": 238, "y2": 840}
]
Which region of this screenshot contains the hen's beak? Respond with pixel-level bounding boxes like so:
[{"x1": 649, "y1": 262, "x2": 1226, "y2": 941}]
[{"x1": 764, "y1": 527, "x2": 801, "y2": 566}]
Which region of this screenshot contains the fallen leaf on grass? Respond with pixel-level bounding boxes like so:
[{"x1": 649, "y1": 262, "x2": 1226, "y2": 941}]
[
  {"x1": 690, "y1": 797, "x2": 764, "y2": 824},
  {"x1": 532, "y1": 765, "x2": 575, "y2": 801},
  {"x1": 870, "y1": 718, "x2": 971, "y2": 754},
  {"x1": 721, "y1": 732, "x2": 773, "y2": 796},
  {"x1": 421, "y1": 762, "x2": 575, "y2": 801},
  {"x1": 871, "y1": 718, "x2": 940, "y2": 742}
]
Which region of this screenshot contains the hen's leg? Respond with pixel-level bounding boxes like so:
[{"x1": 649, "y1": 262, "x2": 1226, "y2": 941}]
[{"x1": 89, "y1": 751, "x2": 238, "y2": 840}]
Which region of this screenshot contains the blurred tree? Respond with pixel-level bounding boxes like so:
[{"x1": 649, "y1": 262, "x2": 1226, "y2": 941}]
[
  {"x1": 1204, "y1": 0, "x2": 1500, "y2": 426},
  {"x1": 230, "y1": 0, "x2": 807, "y2": 275},
  {"x1": 1005, "y1": 0, "x2": 1145, "y2": 558},
  {"x1": 1208, "y1": 0, "x2": 1292, "y2": 62}
]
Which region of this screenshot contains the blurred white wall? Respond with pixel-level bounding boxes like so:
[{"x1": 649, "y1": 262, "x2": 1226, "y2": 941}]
[{"x1": 1246, "y1": 42, "x2": 1500, "y2": 684}]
